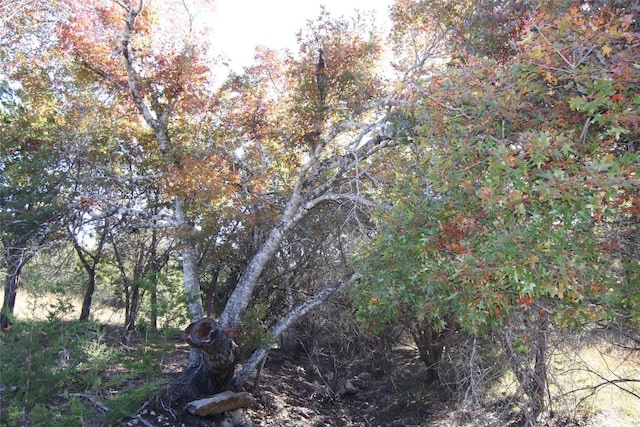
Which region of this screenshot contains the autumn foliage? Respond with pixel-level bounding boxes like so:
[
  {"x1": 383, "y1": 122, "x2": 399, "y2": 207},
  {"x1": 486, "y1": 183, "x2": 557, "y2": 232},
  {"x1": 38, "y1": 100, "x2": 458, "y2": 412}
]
[
  {"x1": 348, "y1": 3, "x2": 639, "y2": 422},
  {"x1": 356, "y1": 0, "x2": 638, "y2": 329},
  {"x1": 1, "y1": 0, "x2": 639, "y2": 423}
]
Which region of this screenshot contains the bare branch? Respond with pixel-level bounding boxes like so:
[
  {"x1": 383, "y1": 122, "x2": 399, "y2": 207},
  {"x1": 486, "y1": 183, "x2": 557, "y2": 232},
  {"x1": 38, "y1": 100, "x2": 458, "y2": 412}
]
[
  {"x1": 562, "y1": 377, "x2": 640, "y2": 406},
  {"x1": 232, "y1": 271, "x2": 360, "y2": 387},
  {"x1": 65, "y1": 393, "x2": 110, "y2": 413}
]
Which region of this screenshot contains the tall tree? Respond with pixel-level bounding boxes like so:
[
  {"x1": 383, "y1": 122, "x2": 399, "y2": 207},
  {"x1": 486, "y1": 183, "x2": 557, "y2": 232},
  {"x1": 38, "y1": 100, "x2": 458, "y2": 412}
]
[{"x1": 59, "y1": 0, "x2": 222, "y2": 324}]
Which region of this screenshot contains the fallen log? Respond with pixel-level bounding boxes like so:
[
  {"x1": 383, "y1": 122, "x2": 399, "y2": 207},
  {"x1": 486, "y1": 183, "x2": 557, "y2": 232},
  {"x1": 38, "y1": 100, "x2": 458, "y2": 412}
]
[{"x1": 186, "y1": 390, "x2": 257, "y2": 416}]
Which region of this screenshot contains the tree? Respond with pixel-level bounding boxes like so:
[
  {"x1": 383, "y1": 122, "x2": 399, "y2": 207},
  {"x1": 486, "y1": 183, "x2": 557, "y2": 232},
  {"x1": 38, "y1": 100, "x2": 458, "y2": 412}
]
[
  {"x1": 1, "y1": 0, "x2": 123, "y2": 315},
  {"x1": 0, "y1": 68, "x2": 70, "y2": 313},
  {"x1": 110, "y1": 221, "x2": 173, "y2": 331},
  {"x1": 70, "y1": 217, "x2": 110, "y2": 321},
  {"x1": 353, "y1": 1, "x2": 638, "y2": 424},
  {"x1": 57, "y1": 0, "x2": 403, "y2": 397},
  {"x1": 195, "y1": 7, "x2": 403, "y2": 390}
]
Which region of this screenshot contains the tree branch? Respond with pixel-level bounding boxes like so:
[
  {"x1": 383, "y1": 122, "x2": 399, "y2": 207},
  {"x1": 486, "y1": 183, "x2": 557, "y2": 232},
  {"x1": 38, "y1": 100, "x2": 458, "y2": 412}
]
[
  {"x1": 232, "y1": 271, "x2": 360, "y2": 387},
  {"x1": 562, "y1": 378, "x2": 640, "y2": 407}
]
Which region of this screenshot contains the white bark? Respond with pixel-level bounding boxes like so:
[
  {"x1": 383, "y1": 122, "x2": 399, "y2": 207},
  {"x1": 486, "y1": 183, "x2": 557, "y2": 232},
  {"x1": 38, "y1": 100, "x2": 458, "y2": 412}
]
[
  {"x1": 174, "y1": 199, "x2": 204, "y2": 321},
  {"x1": 120, "y1": 2, "x2": 203, "y2": 322},
  {"x1": 232, "y1": 271, "x2": 360, "y2": 386},
  {"x1": 219, "y1": 132, "x2": 393, "y2": 329},
  {"x1": 119, "y1": 0, "x2": 396, "y2": 340}
]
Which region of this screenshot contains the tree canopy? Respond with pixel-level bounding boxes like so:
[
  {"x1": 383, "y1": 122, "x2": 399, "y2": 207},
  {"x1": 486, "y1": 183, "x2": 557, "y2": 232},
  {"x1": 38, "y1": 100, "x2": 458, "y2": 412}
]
[{"x1": 1, "y1": 0, "x2": 639, "y2": 424}]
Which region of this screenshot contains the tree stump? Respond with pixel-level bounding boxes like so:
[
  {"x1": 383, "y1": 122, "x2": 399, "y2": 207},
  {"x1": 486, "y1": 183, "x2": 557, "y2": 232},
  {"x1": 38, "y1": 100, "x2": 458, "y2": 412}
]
[{"x1": 178, "y1": 317, "x2": 238, "y2": 400}]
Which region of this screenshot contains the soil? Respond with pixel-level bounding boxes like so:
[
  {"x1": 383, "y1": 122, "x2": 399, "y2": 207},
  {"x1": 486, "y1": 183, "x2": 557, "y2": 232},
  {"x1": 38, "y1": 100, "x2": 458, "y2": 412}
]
[
  {"x1": 122, "y1": 336, "x2": 619, "y2": 427},
  {"x1": 126, "y1": 343, "x2": 455, "y2": 427}
]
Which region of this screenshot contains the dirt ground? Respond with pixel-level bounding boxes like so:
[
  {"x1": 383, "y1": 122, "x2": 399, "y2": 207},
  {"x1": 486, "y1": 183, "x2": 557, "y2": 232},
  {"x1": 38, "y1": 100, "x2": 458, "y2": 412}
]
[
  {"x1": 127, "y1": 343, "x2": 455, "y2": 427},
  {"x1": 240, "y1": 347, "x2": 449, "y2": 427},
  {"x1": 122, "y1": 335, "x2": 640, "y2": 427}
]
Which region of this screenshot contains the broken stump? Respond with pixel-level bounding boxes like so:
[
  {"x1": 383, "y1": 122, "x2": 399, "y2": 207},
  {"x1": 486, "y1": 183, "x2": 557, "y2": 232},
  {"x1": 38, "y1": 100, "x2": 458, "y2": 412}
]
[{"x1": 179, "y1": 317, "x2": 238, "y2": 399}]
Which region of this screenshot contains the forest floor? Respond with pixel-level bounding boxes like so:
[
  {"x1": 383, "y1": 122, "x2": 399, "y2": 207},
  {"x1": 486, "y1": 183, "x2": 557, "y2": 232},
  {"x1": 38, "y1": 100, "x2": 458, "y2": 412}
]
[
  {"x1": 126, "y1": 337, "x2": 639, "y2": 427},
  {"x1": 130, "y1": 340, "x2": 461, "y2": 427},
  {"x1": 4, "y1": 296, "x2": 640, "y2": 426}
]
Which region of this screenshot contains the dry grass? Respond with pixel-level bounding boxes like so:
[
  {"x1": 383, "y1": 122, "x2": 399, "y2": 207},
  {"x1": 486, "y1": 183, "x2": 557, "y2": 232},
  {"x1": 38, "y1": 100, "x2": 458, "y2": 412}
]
[
  {"x1": 2, "y1": 291, "x2": 125, "y2": 325},
  {"x1": 549, "y1": 337, "x2": 640, "y2": 427}
]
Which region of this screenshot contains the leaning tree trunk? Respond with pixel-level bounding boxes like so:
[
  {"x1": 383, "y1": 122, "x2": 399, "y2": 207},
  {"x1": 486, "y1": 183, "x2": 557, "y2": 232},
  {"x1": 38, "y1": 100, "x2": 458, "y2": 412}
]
[
  {"x1": 175, "y1": 318, "x2": 238, "y2": 401},
  {"x1": 232, "y1": 271, "x2": 359, "y2": 387},
  {"x1": 2, "y1": 250, "x2": 25, "y2": 314}
]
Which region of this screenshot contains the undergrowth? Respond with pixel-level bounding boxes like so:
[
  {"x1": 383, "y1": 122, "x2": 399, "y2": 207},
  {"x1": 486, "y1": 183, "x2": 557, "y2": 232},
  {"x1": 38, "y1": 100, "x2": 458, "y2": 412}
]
[{"x1": 0, "y1": 319, "x2": 171, "y2": 427}]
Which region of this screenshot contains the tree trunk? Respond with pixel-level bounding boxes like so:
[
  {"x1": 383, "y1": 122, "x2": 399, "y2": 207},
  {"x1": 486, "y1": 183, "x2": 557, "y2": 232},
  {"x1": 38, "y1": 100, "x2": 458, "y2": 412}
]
[
  {"x1": 524, "y1": 312, "x2": 548, "y2": 426},
  {"x1": 72, "y1": 220, "x2": 109, "y2": 322},
  {"x1": 504, "y1": 307, "x2": 548, "y2": 426},
  {"x1": 2, "y1": 264, "x2": 21, "y2": 314},
  {"x1": 79, "y1": 270, "x2": 96, "y2": 321},
  {"x1": 202, "y1": 266, "x2": 220, "y2": 318},
  {"x1": 150, "y1": 272, "x2": 158, "y2": 331},
  {"x1": 218, "y1": 175, "x2": 309, "y2": 329},
  {"x1": 0, "y1": 312, "x2": 11, "y2": 331},
  {"x1": 177, "y1": 317, "x2": 238, "y2": 400},
  {"x1": 125, "y1": 281, "x2": 141, "y2": 330},
  {"x1": 120, "y1": 2, "x2": 203, "y2": 325},
  {"x1": 74, "y1": 238, "x2": 98, "y2": 322},
  {"x1": 174, "y1": 199, "x2": 205, "y2": 366},
  {"x1": 410, "y1": 318, "x2": 448, "y2": 382},
  {"x1": 175, "y1": 199, "x2": 203, "y2": 322},
  {"x1": 233, "y1": 272, "x2": 359, "y2": 387},
  {"x1": 2, "y1": 246, "x2": 26, "y2": 314}
]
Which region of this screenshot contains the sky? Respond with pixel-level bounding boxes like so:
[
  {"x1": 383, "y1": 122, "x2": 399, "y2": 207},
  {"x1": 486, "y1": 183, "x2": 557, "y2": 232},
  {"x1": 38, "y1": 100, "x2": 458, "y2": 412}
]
[{"x1": 207, "y1": 0, "x2": 394, "y2": 73}]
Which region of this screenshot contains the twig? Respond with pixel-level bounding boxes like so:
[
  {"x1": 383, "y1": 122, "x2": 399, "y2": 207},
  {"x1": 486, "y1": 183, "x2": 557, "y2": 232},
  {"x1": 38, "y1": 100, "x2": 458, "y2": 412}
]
[
  {"x1": 66, "y1": 392, "x2": 110, "y2": 412},
  {"x1": 129, "y1": 414, "x2": 154, "y2": 427},
  {"x1": 135, "y1": 398, "x2": 151, "y2": 416},
  {"x1": 534, "y1": 24, "x2": 596, "y2": 70},
  {"x1": 562, "y1": 377, "x2": 640, "y2": 408},
  {"x1": 161, "y1": 399, "x2": 177, "y2": 419},
  {"x1": 232, "y1": 271, "x2": 360, "y2": 387},
  {"x1": 300, "y1": 339, "x2": 336, "y2": 400},
  {"x1": 253, "y1": 352, "x2": 268, "y2": 390},
  {"x1": 580, "y1": 117, "x2": 591, "y2": 143},
  {"x1": 534, "y1": 25, "x2": 573, "y2": 69},
  {"x1": 426, "y1": 95, "x2": 472, "y2": 120}
]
